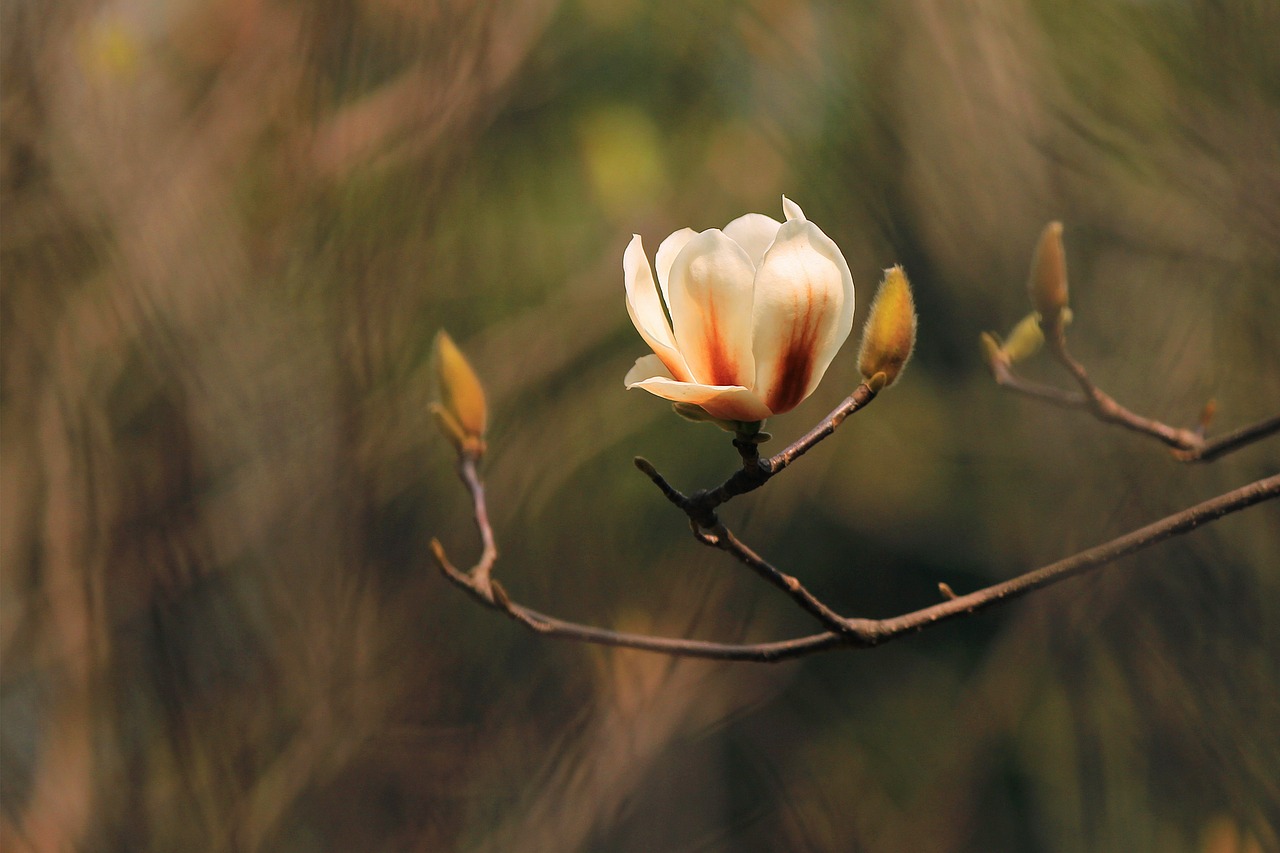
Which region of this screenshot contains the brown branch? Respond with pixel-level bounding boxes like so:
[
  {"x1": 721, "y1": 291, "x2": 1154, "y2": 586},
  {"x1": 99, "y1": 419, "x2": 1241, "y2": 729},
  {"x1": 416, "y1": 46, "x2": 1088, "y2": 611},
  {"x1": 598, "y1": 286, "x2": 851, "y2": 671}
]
[
  {"x1": 693, "y1": 522, "x2": 853, "y2": 635},
  {"x1": 633, "y1": 382, "x2": 881, "y2": 529},
  {"x1": 437, "y1": 452, "x2": 498, "y2": 600},
  {"x1": 430, "y1": 443, "x2": 1280, "y2": 661},
  {"x1": 1181, "y1": 413, "x2": 1280, "y2": 462},
  {"x1": 987, "y1": 357, "x2": 1087, "y2": 410},
  {"x1": 626, "y1": 384, "x2": 881, "y2": 631},
  {"x1": 432, "y1": 547, "x2": 845, "y2": 661},
  {"x1": 763, "y1": 382, "x2": 879, "y2": 475},
  {"x1": 987, "y1": 320, "x2": 1279, "y2": 462},
  {"x1": 631, "y1": 458, "x2": 866, "y2": 634},
  {"x1": 1042, "y1": 320, "x2": 1204, "y2": 450},
  {"x1": 871, "y1": 472, "x2": 1279, "y2": 638}
]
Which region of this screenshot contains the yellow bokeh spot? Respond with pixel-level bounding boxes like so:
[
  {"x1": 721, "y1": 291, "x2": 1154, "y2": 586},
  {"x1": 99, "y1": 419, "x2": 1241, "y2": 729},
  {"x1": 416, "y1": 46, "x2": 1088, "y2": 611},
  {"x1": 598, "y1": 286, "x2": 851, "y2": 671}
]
[
  {"x1": 577, "y1": 105, "x2": 667, "y2": 218},
  {"x1": 80, "y1": 19, "x2": 141, "y2": 81}
]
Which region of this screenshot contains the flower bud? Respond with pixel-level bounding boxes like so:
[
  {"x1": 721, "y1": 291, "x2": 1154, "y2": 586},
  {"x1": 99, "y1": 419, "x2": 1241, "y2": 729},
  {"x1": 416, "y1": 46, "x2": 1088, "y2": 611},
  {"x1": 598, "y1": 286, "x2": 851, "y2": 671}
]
[
  {"x1": 1001, "y1": 312, "x2": 1045, "y2": 364},
  {"x1": 979, "y1": 331, "x2": 1008, "y2": 373},
  {"x1": 1028, "y1": 221, "x2": 1068, "y2": 323},
  {"x1": 857, "y1": 265, "x2": 917, "y2": 389},
  {"x1": 432, "y1": 330, "x2": 487, "y2": 456}
]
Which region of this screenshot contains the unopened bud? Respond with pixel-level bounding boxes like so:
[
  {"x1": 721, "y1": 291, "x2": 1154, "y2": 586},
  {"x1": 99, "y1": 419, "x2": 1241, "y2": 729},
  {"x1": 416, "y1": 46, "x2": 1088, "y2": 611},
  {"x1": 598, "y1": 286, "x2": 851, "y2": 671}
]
[
  {"x1": 979, "y1": 331, "x2": 1008, "y2": 373},
  {"x1": 432, "y1": 330, "x2": 487, "y2": 455},
  {"x1": 858, "y1": 265, "x2": 917, "y2": 390},
  {"x1": 1028, "y1": 221, "x2": 1068, "y2": 323},
  {"x1": 1001, "y1": 312, "x2": 1045, "y2": 364}
]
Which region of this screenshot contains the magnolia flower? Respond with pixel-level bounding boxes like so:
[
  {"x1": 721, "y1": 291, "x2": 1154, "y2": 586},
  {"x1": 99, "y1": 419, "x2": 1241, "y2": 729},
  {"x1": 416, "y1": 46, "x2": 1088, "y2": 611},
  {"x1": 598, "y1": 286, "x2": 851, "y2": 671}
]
[{"x1": 623, "y1": 197, "x2": 855, "y2": 423}]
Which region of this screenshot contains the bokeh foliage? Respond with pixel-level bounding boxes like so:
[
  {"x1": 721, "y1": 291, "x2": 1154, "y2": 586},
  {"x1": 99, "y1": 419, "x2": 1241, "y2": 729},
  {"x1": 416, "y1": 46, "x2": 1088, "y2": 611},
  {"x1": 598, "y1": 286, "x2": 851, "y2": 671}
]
[{"x1": 3, "y1": 0, "x2": 1279, "y2": 850}]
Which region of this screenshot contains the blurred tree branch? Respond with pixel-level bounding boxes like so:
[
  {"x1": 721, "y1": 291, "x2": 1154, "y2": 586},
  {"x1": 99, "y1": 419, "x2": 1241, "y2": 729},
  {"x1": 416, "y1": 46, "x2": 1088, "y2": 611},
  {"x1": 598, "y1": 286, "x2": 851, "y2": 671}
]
[
  {"x1": 983, "y1": 223, "x2": 1280, "y2": 462},
  {"x1": 985, "y1": 343, "x2": 1280, "y2": 462},
  {"x1": 433, "y1": 220, "x2": 1279, "y2": 661},
  {"x1": 430, "y1": 386, "x2": 1280, "y2": 662}
]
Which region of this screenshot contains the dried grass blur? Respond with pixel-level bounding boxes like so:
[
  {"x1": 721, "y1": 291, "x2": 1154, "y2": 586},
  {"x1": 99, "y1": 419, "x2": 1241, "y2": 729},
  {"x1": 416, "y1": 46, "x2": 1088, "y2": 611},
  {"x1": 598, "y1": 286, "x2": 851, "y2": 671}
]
[{"x1": 3, "y1": 0, "x2": 1279, "y2": 850}]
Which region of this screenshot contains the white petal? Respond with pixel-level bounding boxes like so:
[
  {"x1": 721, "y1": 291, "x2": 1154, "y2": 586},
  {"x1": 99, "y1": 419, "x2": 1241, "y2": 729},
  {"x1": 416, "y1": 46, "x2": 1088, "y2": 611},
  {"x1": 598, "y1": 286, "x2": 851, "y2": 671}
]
[
  {"x1": 750, "y1": 218, "x2": 855, "y2": 414},
  {"x1": 624, "y1": 234, "x2": 692, "y2": 381},
  {"x1": 723, "y1": 212, "x2": 782, "y2": 268},
  {"x1": 624, "y1": 352, "x2": 673, "y2": 382},
  {"x1": 626, "y1": 371, "x2": 773, "y2": 422},
  {"x1": 655, "y1": 227, "x2": 697, "y2": 308},
  {"x1": 782, "y1": 195, "x2": 806, "y2": 222},
  {"x1": 666, "y1": 229, "x2": 757, "y2": 388}
]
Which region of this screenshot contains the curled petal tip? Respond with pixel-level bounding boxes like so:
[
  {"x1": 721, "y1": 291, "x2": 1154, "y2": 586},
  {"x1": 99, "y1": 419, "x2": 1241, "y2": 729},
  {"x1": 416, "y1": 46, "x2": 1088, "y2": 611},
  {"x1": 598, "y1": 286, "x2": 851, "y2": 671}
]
[{"x1": 781, "y1": 195, "x2": 806, "y2": 222}]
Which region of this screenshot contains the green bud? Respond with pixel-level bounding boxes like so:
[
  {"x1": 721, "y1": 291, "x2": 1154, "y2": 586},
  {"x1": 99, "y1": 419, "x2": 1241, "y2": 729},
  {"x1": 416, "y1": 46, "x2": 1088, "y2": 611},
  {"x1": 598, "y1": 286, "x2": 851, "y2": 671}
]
[{"x1": 1001, "y1": 312, "x2": 1045, "y2": 364}]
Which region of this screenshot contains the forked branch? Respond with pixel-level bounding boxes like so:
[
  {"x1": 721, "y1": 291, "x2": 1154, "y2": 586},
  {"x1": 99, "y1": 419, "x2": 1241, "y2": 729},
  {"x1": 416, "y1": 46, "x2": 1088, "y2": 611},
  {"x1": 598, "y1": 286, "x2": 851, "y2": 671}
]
[
  {"x1": 431, "y1": 411, "x2": 1280, "y2": 661},
  {"x1": 986, "y1": 222, "x2": 1280, "y2": 461},
  {"x1": 988, "y1": 323, "x2": 1280, "y2": 462},
  {"x1": 431, "y1": 223, "x2": 1279, "y2": 661}
]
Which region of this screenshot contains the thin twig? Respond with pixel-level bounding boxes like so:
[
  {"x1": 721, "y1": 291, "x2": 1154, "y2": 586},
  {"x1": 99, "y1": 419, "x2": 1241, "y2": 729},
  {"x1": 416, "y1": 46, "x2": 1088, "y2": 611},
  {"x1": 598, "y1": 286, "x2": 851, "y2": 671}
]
[
  {"x1": 431, "y1": 448, "x2": 1280, "y2": 661},
  {"x1": 695, "y1": 384, "x2": 878, "y2": 630},
  {"x1": 988, "y1": 321, "x2": 1279, "y2": 462},
  {"x1": 871, "y1": 472, "x2": 1279, "y2": 638},
  {"x1": 431, "y1": 532, "x2": 846, "y2": 660},
  {"x1": 764, "y1": 382, "x2": 878, "y2": 475},
  {"x1": 633, "y1": 456, "x2": 688, "y2": 509},
  {"x1": 988, "y1": 358, "x2": 1087, "y2": 410},
  {"x1": 444, "y1": 452, "x2": 498, "y2": 600},
  {"x1": 697, "y1": 522, "x2": 853, "y2": 634},
  {"x1": 1182, "y1": 414, "x2": 1280, "y2": 462},
  {"x1": 627, "y1": 383, "x2": 881, "y2": 631},
  {"x1": 1043, "y1": 321, "x2": 1203, "y2": 450},
  {"x1": 659, "y1": 382, "x2": 881, "y2": 520}
]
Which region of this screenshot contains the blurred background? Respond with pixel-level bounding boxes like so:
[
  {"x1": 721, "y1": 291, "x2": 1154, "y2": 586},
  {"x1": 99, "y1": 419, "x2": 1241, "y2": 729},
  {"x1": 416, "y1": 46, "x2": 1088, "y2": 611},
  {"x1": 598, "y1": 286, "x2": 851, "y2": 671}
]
[{"x1": 4, "y1": 0, "x2": 1280, "y2": 850}]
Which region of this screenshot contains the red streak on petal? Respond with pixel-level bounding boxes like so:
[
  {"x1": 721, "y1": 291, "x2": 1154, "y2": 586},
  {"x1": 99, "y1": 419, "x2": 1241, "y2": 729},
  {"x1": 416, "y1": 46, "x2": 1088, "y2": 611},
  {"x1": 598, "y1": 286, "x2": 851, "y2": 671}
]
[
  {"x1": 701, "y1": 297, "x2": 739, "y2": 386},
  {"x1": 656, "y1": 350, "x2": 692, "y2": 383},
  {"x1": 767, "y1": 285, "x2": 829, "y2": 414}
]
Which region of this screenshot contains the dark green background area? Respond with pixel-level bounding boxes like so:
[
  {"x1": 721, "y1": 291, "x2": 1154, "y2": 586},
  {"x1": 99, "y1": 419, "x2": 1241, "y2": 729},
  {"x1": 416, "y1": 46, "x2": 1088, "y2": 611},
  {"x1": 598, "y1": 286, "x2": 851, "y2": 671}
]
[{"x1": 3, "y1": 1, "x2": 1279, "y2": 850}]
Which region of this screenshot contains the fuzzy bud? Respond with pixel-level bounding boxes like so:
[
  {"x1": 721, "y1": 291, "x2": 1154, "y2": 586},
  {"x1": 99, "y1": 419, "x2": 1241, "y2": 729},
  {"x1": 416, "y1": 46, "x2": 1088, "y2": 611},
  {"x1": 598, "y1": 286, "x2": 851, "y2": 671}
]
[
  {"x1": 1028, "y1": 221, "x2": 1068, "y2": 323},
  {"x1": 432, "y1": 330, "x2": 487, "y2": 456},
  {"x1": 858, "y1": 265, "x2": 917, "y2": 390}
]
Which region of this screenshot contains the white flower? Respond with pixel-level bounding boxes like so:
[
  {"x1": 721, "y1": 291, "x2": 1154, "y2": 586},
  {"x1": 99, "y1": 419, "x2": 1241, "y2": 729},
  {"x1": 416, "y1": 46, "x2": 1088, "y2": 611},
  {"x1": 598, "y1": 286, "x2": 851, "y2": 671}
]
[{"x1": 623, "y1": 197, "x2": 855, "y2": 422}]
